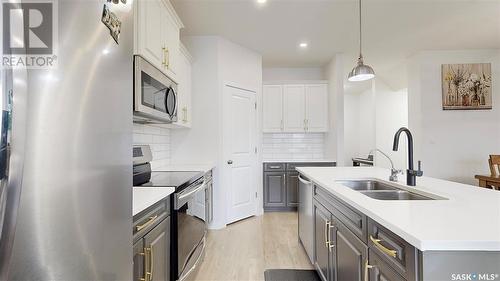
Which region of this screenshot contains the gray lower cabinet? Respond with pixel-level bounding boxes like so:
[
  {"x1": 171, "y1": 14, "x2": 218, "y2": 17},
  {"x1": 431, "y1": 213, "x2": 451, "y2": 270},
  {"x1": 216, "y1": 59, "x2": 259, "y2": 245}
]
[
  {"x1": 133, "y1": 198, "x2": 171, "y2": 281},
  {"x1": 312, "y1": 184, "x2": 413, "y2": 281},
  {"x1": 335, "y1": 219, "x2": 367, "y2": 281},
  {"x1": 144, "y1": 217, "x2": 170, "y2": 281},
  {"x1": 314, "y1": 202, "x2": 334, "y2": 281},
  {"x1": 314, "y1": 199, "x2": 367, "y2": 281},
  {"x1": 264, "y1": 162, "x2": 335, "y2": 211},
  {"x1": 264, "y1": 172, "x2": 286, "y2": 208},
  {"x1": 309, "y1": 177, "x2": 500, "y2": 281}
]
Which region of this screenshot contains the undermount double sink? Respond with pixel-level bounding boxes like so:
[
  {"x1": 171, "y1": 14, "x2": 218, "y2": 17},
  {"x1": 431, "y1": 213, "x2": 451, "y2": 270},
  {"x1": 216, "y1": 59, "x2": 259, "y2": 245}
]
[{"x1": 336, "y1": 179, "x2": 444, "y2": 200}]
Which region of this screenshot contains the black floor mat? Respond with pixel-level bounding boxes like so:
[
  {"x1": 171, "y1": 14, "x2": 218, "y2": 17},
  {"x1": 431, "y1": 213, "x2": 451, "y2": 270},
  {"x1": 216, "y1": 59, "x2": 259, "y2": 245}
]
[{"x1": 264, "y1": 269, "x2": 320, "y2": 281}]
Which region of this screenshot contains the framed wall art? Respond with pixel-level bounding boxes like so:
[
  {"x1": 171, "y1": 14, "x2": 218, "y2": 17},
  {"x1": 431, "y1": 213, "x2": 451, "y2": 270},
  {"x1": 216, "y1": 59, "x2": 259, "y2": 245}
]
[{"x1": 442, "y1": 63, "x2": 492, "y2": 110}]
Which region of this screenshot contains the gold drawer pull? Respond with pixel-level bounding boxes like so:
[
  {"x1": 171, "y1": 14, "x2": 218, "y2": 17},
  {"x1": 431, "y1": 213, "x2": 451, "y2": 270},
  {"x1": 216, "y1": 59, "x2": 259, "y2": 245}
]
[
  {"x1": 136, "y1": 215, "x2": 158, "y2": 232},
  {"x1": 324, "y1": 221, "x2": 330, "y2": 248},
  {"x1": 370, "y1": 235, "x2": 397, "y2": 258}
]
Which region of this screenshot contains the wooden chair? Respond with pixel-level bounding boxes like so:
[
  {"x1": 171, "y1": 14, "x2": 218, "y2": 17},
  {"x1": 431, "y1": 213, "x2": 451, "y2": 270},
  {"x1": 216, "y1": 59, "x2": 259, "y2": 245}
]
[
  {"x1": 486, "y1": 155, "x2": 500, "y2": 190},
  {"x1": 489, "y1": 155, "x2": 500, "y2": 177}
]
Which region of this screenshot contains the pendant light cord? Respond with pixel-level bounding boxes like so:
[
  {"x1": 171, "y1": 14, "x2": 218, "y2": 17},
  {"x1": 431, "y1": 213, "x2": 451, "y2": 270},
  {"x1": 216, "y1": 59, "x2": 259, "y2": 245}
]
[{"x1": 359, "y1": 0, "x2": 363, "y2": 59}]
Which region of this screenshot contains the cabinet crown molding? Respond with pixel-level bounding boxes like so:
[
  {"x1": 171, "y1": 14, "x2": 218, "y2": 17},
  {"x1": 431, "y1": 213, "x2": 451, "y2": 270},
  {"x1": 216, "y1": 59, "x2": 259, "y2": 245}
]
[{"x1": 161, "y1": 0, "x2": 185, "y2": 29}]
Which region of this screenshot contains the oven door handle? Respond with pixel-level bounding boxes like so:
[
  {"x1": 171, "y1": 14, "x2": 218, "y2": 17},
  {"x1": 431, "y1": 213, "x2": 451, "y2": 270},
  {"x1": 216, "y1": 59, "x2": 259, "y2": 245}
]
[
  {"x1": 179, "y1": 238, "x2": 206, "y2": 281},
  {"x1": 178, "y1": 181, "x2": 206, "y2": 201}
]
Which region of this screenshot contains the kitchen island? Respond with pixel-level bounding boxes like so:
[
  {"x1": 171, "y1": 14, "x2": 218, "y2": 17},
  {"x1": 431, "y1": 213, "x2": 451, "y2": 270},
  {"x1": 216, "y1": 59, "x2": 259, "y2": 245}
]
[{"x1": 297, "y1": 166, "x2": 500, "y2": 281}]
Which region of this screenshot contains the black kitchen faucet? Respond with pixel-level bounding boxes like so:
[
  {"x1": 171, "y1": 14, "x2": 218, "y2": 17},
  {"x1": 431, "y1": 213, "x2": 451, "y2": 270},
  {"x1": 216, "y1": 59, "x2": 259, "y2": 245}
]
[{"x1": 393, "y1": 127, "x2": 423, "y2": 186}]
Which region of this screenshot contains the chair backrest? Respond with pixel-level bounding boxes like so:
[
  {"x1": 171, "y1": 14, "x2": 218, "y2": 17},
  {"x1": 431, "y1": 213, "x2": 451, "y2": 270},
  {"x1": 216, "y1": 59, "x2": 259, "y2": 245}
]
[{"x1": 489, "y1": 155, "x2": 500, "y2": 177}]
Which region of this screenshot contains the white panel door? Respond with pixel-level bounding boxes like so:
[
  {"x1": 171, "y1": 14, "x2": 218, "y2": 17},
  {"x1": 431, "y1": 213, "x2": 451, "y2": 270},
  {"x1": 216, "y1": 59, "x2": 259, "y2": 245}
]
[
  {"x1": 305, "y1": 84, "x2": 328, "y2": 132},
  {"x1": 263, "y1": 85, "x2": 283, "y2": 132},
  {"x1": 283, "y1": 85, "x2": 306, "y2": 132},
  {"x1": 137, "y1": 0, "x2": 164, "y2": 69},
  {"x1": 223, "y1": 85, "x2": 257, "y2": 224}
]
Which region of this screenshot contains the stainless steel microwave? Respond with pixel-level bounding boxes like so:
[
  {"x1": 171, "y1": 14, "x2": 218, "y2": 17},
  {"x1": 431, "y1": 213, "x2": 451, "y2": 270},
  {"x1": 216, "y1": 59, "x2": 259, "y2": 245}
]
[{"x1": 133, "y1": 56, "x2": 178, "y2": 123}]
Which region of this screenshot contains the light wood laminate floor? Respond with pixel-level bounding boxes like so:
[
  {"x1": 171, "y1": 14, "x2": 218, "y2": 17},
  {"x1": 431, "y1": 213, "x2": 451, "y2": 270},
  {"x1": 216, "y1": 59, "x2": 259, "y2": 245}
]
[{"x1": 193, "y1": 212, "x2": 314, "y2": 281}]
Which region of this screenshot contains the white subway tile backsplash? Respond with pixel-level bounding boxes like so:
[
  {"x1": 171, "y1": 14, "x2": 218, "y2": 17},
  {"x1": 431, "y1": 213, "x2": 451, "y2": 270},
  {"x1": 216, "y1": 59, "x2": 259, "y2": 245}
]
[
  {"x1": 133, "y1": 124, "x2": 171, "y2": 169},
  {"x1": 262, "y1": 133, "x2": 325, "y2": 160}
]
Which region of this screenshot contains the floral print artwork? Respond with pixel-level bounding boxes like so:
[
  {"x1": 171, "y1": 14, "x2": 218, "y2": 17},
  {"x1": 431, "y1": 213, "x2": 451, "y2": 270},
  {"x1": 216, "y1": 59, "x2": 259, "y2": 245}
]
[{"x1": 442, "y1": 63, "x2": 492, "y2": 110}]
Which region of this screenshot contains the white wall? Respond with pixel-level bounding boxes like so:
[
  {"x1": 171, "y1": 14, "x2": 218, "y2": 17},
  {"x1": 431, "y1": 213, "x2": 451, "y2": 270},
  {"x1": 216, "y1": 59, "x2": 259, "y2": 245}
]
[
  {"x1": 263, "y1": 67, "x2": 325, "y2": 81},
  {"x1": 343, "y1": 92, "x2": 360, "y2": 165},
  {"x1": 323, "y1": 55, "x2": 345, "y2": 165},
  {"x1": 374, "y1": 81, "x2": 408, "y2": 170},
  {"x1": 170, "y1": 37, "x2": 220, "y2": 166},
  {"x1": 408, "y1": 50, "x2": 500, "y2": 185},
  {"x1": 170, "y1": 36, "x2": 262, "y2": 229},
  {"x1": 358, "y1": 86, "x2": 377, "y2": 159},
  {"x1": 343, "y1": 79, "x2": 408, "y2": 170}
]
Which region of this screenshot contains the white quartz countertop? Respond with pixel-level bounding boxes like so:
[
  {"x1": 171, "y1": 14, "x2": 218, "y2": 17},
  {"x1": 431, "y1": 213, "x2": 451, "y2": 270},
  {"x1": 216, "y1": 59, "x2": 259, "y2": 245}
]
[
  {"x1": 296, "y1": 167, "x2": 500, "y2": 252},
  {"x1": 262, "y1": 159, "x2": 337, "y2": 163},
  {"x1": 133, "y1": 187, "x2": 175, "y2": 216},
  {"x1": 159, "y1": 163, "x2": 215, "y2": 174}
]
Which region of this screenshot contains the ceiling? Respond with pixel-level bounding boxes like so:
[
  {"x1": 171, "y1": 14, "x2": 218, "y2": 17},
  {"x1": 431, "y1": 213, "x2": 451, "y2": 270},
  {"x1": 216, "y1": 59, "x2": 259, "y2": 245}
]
[{"x1": 171, "y1": 0, "x2": 500, "y2": 89}]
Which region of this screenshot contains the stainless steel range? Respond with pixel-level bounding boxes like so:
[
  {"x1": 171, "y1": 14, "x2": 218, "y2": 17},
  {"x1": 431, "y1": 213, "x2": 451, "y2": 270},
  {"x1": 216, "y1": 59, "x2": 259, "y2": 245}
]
[{"x1": 133, "y1": 145, "x2": 211, "y2": 281}]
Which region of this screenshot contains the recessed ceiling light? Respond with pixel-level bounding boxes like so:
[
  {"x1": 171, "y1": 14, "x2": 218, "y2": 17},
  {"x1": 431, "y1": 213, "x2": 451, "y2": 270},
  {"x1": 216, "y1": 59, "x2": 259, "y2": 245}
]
[
  {"x1": 299, "y1": 42, "x2": 308, "y2": 48},
  {"x1": 257, "y1": 0, "x2": 267, "y2": 3}
]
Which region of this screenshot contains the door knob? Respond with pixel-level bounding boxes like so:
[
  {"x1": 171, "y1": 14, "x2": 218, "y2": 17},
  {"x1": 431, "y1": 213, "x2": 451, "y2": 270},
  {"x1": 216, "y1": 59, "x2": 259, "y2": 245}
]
[{"x1": 227, "y1": 160, "x2": 233, "y2": 165}]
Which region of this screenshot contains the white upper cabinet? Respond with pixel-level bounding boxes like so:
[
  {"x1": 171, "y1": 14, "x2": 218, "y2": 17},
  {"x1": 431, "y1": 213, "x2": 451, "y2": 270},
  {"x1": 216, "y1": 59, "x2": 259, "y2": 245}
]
[
  {"x1": 262, "y1": 83, "x2": 329, "y2": 133},
  {"x1": 283, "y1": 85, "x2": 306, "y2": 132},
  {"x1": 305, "y1": 84, "x2": 328, "y2": 132},
  {"x1": 172, "y1": 43, "x2": 192, "y2": 128},
  {"x1": 135, "y1": 0, "x2": 183, "y2": 81},
  {"x1": 136, "y1": 0, "x2": 163, "y2": 67},
  {"x1": 263, "y1": 85, "x2": 284, "y2": 132}
]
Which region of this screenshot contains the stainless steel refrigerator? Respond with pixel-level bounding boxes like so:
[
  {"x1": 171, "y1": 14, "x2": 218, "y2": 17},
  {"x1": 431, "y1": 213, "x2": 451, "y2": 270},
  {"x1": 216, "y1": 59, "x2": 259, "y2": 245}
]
[{"x1": 0, "y1": 1, "x2": 133, "y2": 280}]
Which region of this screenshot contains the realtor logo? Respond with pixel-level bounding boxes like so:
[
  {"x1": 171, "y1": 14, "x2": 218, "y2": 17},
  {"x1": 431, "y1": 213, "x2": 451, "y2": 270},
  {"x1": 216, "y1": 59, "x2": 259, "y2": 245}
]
[{"x1": 2, "y1": 0, "x2": 58, "y2": 68}]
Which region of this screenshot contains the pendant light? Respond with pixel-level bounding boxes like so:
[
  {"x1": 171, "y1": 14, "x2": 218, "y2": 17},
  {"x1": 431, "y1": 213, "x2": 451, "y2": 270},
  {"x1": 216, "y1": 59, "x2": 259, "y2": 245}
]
[{"x1": 348, "y1": 0, "x2": 375, "y2": 82}]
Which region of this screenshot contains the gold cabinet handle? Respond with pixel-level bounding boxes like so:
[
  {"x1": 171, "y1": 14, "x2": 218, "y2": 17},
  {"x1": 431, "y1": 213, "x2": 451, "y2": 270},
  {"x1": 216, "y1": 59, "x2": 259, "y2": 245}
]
[
  {"x1": 364, "y1": 260, "x2": 375, "y2": 281},
  {"x1": 144, "y1": 247, "x2": 151, "y2": 281},
  {"x1": 165, "y1": 47, "x2": 170, "y2": 68},
  {"x1": 370, "y1": 235, "x2": 397, "y2": 258},
  {"x1": 328, "y1": 223, "x2": 335, "y2": 251},
  {"x1": 149, "y1": 246, "x2": 154, "y2": 281},
  {"x1": 162, "y1": 46, "x2": 167, "y2": 66},
  {"x1": 136, "y1": 215, "x2": 158, "y2": 232}
]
